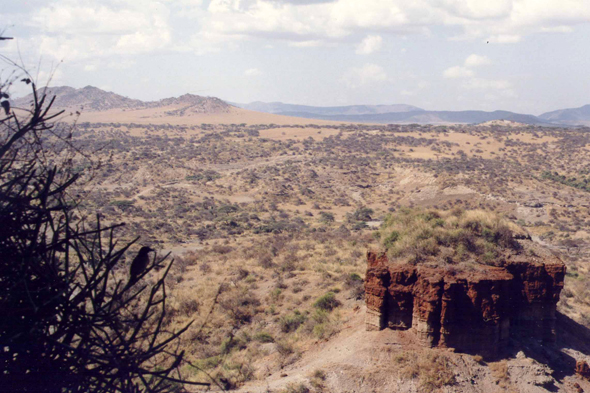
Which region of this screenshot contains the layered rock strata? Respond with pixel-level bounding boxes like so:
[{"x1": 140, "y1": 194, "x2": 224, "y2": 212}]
[{"x1": 365, "y1": 252, "x2": 565, "y2": 357}]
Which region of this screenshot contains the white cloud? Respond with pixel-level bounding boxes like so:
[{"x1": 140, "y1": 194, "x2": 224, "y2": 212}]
[
  {"x1": 191, "y1": 0, "x2": 590, "y2": 47},
  {"x1": 540, "y1": 26, "x2": 574, "y2": 33},
  {"x1": 444, "y1": 54, "x2": 491, "y2": 78},
  {"x1": 400, "y1": 80, "x2": 429, "y2": 96},
  {"x1": 487, "y1": 34, "x2": 521, "y2": 43},
  {"x1": 82, "y1": 59, "x2": 135, "y2": 72},
  {"x1": 14, "y1": 0, "x2": 590, "y2": 68},
  {"x1": 464, "y1": 54, "x2": 490, "y2": 67},
  {"x1": 244, "y1": 68, "x2": 262, "y2": 76},
  {"x1": 444, "y1": 54, "x2": 515, "y2": 97},
  {"x1": 343, "y1": 63, "x2": 389, "y2": 88},
  {"x1": 463, "y1": 77, "x2": 513, "y2": 92},
  {"x1": 179, "y1": 31, "x2": 231, "y2": 55},
  {"x1": 37, "y1": 68, "x2": 65, "y2": 87},
  {"x1": 417, "y1": 80, "x2": 429, "y2": 89},
  {"x1": 433, "y1": 0, "x2": 513, "y2": 20},
  {"x1": 356, "y1": 35, "x2": 382, "y2": 55},
  {"x1": 289, "y1": 40, "x2": 325, "y2": 47},
  {"x1": 107, "y1": 59, "x2": 136, "y2": 70},
  {"x1": 443, "y1": 66, "x2": 474, "y2": 78},
  {"x1": 26, "y1": 0, "x2": 172, "y2": 62},
  {"x1": 443, "y1": 54, "x2": 516, "y2": 97}
]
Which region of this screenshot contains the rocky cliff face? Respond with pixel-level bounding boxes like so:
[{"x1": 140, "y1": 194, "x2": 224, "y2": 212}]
[{"x1": 365, "y1": 252, "x2": 565, "y2": 358}]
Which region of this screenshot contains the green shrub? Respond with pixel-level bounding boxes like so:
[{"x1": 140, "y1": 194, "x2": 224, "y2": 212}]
[
  {"x1": 348, "y1": 206, "x2": 374, "y2": 222},
  {"x1": 311, "y1": 309, "x2": 329, "y2": 324},
  {"x1": 270, "y1": 288, "x2": 283, "y2": 302},
  {"x1": 383, "y1": 230, "x2": 400, "y2": 248},
  {"x1": 345, "y1": 273, "x2": 362, "y2": 285},
  {"x1": 275, "y1": 340, "x2": 294, "y2": 356},
  {"x1": 310, "y1": 369, "x2": 326, "y2": 390},
  {"x1": 253, "y1": 332, "x2": 274, "y2": 343},
  {"x1": 110, "y1": 199, "x2": 135, "y2": 208},
  {"x1": 185, "y1": 170, "x2": 221, "y2": 182},
  {"x1": 313, "y1": 292, "x2": 340, "y2": 311},
  {"x1": 280, "y1": 310, "x2": 306, "y2": 333},
  {"x1": 319, "y1": 211, "x2": 335, "y2": 224},
  {"x1": 351, "y1": 221, "x2": 368, "y2": 231},
  {"x1": 345, "y1": 273, "x2": 364, "y2": 300},
  {"x1": 280, "y1": 383, "x2": 310, "y2": 393},
  {"x1": 220, "y1": 336, "x2": 247, "y2": 354},
  {"x1": 313, "y1": 323, "x2": 327, "y2": 338}
]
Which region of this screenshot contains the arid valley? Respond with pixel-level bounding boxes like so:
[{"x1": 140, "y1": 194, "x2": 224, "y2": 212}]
[{"x1": 12, "y1": 85, "x2": 590, "y2": 392}]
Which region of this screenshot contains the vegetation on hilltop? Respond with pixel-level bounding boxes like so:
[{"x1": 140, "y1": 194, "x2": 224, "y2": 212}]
[{"x1": 378, "y1": 208, "x2": 527, "y2": 267}]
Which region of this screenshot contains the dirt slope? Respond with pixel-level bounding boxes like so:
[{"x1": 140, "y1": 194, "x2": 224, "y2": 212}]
[{"x1": 225, "y1": 306, "x2": 590, "y2": 393}]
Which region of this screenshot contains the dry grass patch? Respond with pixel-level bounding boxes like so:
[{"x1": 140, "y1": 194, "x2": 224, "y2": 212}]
[
  {"x1": 379, "y1": 207, "x2": 527, "y2": 267},
  {"x1": 393, "y1": 351, "x2": 456, "y2": 392}
]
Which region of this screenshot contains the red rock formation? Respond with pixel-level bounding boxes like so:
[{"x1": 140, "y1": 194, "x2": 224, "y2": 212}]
[{"x1": 365, "y1": 252, "x2": 566, "y2": 357}]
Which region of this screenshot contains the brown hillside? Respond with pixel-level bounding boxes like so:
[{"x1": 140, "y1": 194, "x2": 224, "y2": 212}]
[{"x1": 13, "y1": 85, "x2": 232, "y2": 114}]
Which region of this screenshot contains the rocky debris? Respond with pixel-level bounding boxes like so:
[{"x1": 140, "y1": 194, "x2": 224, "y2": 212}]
[
  {"x1": 365, "y1": 251, "x2": 565, "y2": 358},
  {"x1": 576, "y1": 360, "x2": 590, "y2": 381}
]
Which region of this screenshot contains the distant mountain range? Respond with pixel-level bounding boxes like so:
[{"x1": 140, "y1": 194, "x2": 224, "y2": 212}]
[
  {"x1": 233, "y1": 101, "x2": 590, "y2": 126},
  {"x1": 246, "y1": 108, "x2": 547, "y2": 125},
  {"x1": 13, "y1": 86, "x2": 231, "y2": 114},
  {"x1": 12, "y1": 86, "x2": 590, "y2": 126},
  {"x1": 538, "y1": 104, "x2": 590, "y2": 125},
  {"x1": 236, "y1": 102, "x2": 424, "y2": 116}
]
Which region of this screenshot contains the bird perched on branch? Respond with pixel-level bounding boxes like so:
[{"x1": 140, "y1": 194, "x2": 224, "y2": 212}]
[{"x1": 128, "y1": 246, "x2": 154, "y2": 285}]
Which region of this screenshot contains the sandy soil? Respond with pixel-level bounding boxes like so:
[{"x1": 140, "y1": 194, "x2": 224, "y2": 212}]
[{"x1": 74, "y1": 106, "x2": 344, "y2": 126}]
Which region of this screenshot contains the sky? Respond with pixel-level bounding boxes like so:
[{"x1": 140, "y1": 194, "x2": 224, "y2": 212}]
[{"x1": 2, "y1": 0, "x2": 590, "y2": 114}]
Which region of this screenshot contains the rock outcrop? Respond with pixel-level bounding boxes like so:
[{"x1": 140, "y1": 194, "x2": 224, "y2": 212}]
[
  {"x1": 365, "y1": 252, "x2": 565, "y2": 358},
  {"x1": 576, "y1": 360, "x2": 590, "y2": 381}
]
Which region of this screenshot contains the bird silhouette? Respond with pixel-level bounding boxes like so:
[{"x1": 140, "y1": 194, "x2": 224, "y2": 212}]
[
  {"x1": 1, "y1": 100, "x2": 10, "y2": 115},
  {"x1": 128, "y1": 246, "x2": 154, "y2": 285}
]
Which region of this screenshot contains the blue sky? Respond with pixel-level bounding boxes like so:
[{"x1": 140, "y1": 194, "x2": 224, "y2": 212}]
[{"x1": 2, "y1": 0, "x2": 590, "y2": 114}]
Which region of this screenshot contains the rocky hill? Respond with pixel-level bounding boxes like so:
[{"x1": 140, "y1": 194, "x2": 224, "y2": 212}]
[
  {"x1": 13, "y1": 86, "x2": 232, "y2": 114},
  {"x1": 152, "y1": 94, "x2": 231, "y2": 115},
  {"x1": 539, "y1": 104, "x2": 590, "y2": 126},
  {"x1": 13, "y1": 86, "x2": 145, "y2": 111}
]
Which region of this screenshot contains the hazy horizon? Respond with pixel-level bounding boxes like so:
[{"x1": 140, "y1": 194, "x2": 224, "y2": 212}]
[
  {"x1": 3, "y1": 0, "x2": 590, "y2": 115},
  {"x1": 15, "y1": 83, "x2": 587, "y2": 117}
]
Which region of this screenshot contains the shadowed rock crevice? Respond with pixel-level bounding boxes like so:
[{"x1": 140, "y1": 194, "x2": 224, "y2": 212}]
[{"x1": 365, "y1": 251, "x2": 566, "y2": 359}]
